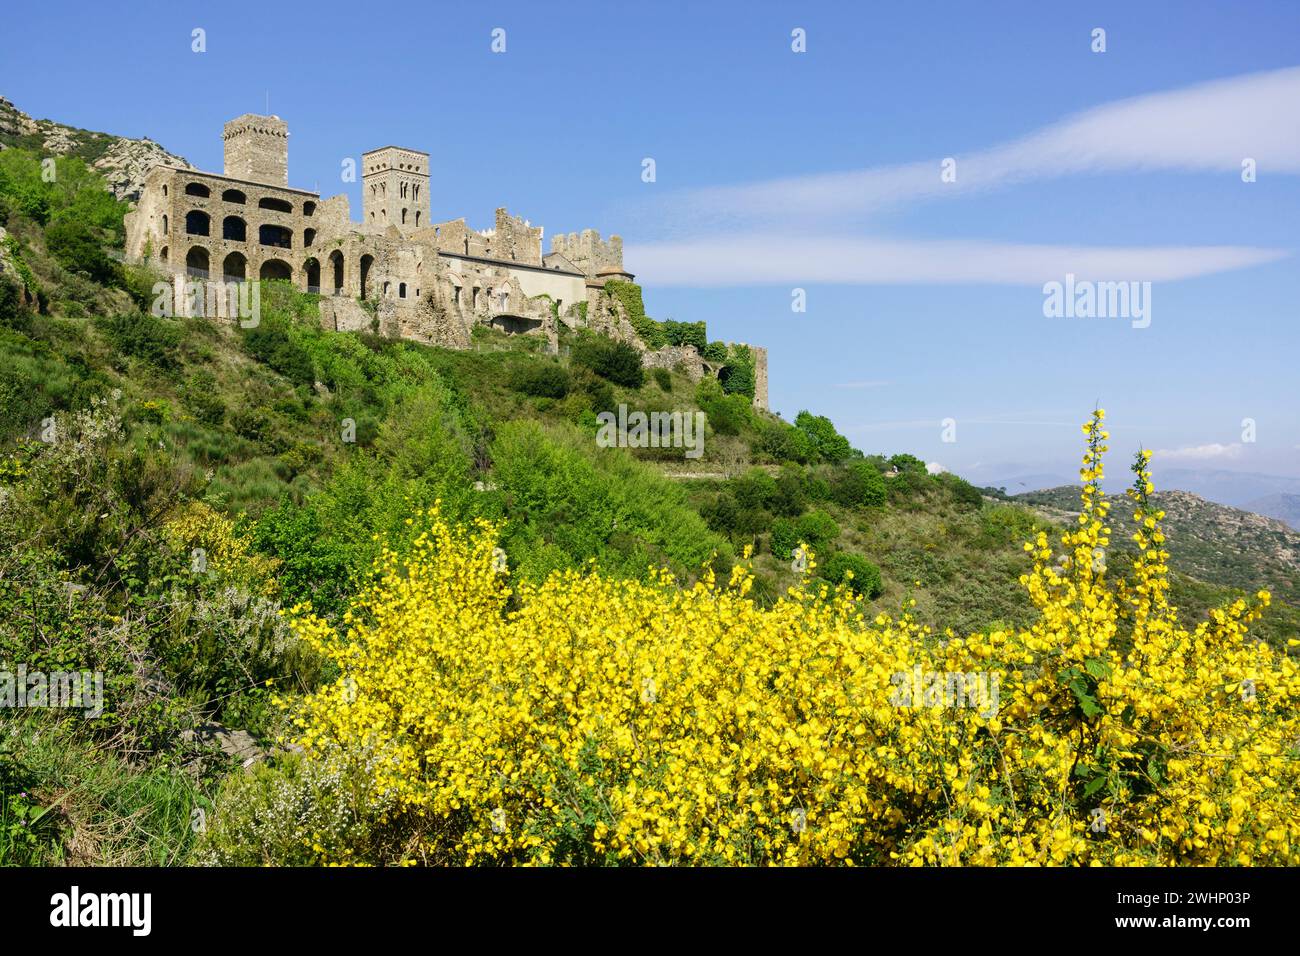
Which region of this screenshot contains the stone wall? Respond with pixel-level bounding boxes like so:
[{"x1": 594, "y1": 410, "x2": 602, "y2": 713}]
[{"x1": 550, "y1": 229, "x2": 624, "y2": 277}]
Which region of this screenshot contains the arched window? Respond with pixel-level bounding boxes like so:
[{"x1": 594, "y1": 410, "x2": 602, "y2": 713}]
[
  {"x1": 185, "y1": 246, "x2": 210, "y2": 278},
  {"x1": 303, "y1": 228, "x2": 316, "y2": 248},
  {"x1": 162, "y1": 214, "x2": 169, "y2": 234},
  {"x1": 303, "y1": 201, "x2": 316, "y2": 217},
  {"x1": 185, "y1": 182, "x2": 210, "y2": 198},
  {"x1": 329, "y1": 250, "x2": 344, "y2": 295},
  {"x1": 415, "y1": 211, "x2": 421, "y2": 227},
  {"x1": 399, "y1": 282, "x2": 407, "y2": 298},
  {"x1": 222, "y1": 216, "x2": 246, "y2": 242},
  {"x1": 222, "y1": 252, "x2": 246, "y2": 281},
  {"x1": 257, "y1": 196, "x2": 293, "y2": 214},
  {"x1": 222, "y1": 189, "x2": 246, "y2": 204},
  {"x1": 258, "y1": 224, "x2": 292, "y2": 249},
  {"x1": 304, "y1": 258, "x2": 320, "y2": 292},
  {"x1": 359, "y1": 255, "x2": 374, "y2": 298},
  {"x1": 383, "y1": 281, "x2": 391, "y2": 297},
  {"x1": 160, "y1": 246, "x2": 169, "y2": 263},
  {"x1": 259, "y1": 259, "x2": 292, "y2": 281},
  {"x1": 185, "y1": 210, "x2": 210, "y2": 236},
  {"x1": 401, "y1": 208, "x2": 407, "y2": 225}
]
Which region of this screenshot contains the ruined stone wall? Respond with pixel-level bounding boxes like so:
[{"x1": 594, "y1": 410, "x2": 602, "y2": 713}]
[
  {"x1": 550, "y1": 230, "x2": 624, "y2": 278},
  {"x1": 750, "y1": 345, "x2": 769, "y2": 411},
  {"x1": 124, "y1": 166, "x2": 322, "y2": 284},
  {"x1": 222, "y1": 114, "x2": 288, "y2": 187},
  {"x1": 488, "y1": 208, "x2": 543, "y2": 265}
]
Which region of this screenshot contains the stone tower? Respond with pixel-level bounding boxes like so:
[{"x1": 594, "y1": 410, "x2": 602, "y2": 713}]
[
  {"x1": 222, "y1": 114, "x2": 288, "y2": 186},
  {"x1": 362, "y1": 146, "x2": 430, "y2": 233}
]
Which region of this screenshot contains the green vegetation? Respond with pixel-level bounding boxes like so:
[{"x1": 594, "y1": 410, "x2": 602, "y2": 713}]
[{"x1": 2, "y1": 142, "x2": 1294, "y2": 865}]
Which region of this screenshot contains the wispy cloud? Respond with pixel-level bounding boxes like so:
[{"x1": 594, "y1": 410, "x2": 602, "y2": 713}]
[
  {"x1": 636, "y1": 66, "x2": 1300, "y2": 231},
  {"x1": 624, "y1": 66, "x2": 1298, "y2": 287},
  {"x1": 1153, "y1": 442, "x2": 1246, "y2": 461},
  {"x1": 627, "y1": 234, "x2": 1285, "y2": 286}
]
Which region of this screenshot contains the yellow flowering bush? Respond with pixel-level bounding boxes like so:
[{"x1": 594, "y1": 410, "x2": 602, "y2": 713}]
[
  {"x1": 163, "y1": 501, "x2": 280, "y2": 594},
  {"x1": 284, "y1": 411, "x2": 1298, "y2": 865}
]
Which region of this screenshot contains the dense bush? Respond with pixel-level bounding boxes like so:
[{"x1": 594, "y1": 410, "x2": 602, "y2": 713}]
[
  {"x1": 514, "y1": 361, "x2": 570, "y2": 398},
  {"x1": 45, "y1": 219, "x2": 119, "y2": 285},
  {"x1": 755, "y1": 419, "x2": 812, "y2": 463},
  {"x1": 571, "y1": 335, "x2": 644, "y2": 389},
  {"x1": 272, "y1": 422, "x2": 1300, "y2": 865},
  {"x1": 95, "y1": 311, "x2": 182, "y2": 366},
  {"x1": 241, "y1": 312, "x2": 314, "y2": 387},
  {"x1": 818, "y1": 551, "x2": 883, "y2": 598},
  {"x1": 795, "y1": 411, "x2": 853, "y2": 462},
  {"x1": 652, "y1": 367, "x2": 672, "y2": 392},
  {"x1": 771, "y1": 509, "x2": 840, "y2": 559},
  {"x1": 833, "y1": 459, "x2": 887, "y2": 508}
]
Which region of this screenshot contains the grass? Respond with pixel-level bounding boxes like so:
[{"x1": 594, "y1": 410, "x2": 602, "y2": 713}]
[{"x1": 0, "y1": 715, "x2": 206, "y2": 866}]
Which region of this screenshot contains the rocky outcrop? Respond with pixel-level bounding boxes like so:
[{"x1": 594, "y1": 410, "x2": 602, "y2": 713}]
[{"x1": 0, "y1": 95, "x2": 193, "y2": 202}]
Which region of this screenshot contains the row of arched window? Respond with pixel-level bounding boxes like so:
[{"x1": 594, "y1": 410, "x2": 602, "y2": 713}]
[
  {"x1": 164, "y1": 245, "x2": 451, "y2": 310},
  {"x1": 181, "y1": 181, "x2": 315, "y2": 216},
  {"x1": 178, "y1": 211, "x2": 316, "y2": 249}
]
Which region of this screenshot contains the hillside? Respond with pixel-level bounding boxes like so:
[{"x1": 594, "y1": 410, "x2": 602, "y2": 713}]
[
  {"x1": 0, "y1": 95, "x2": 192, "y2": 201},
  {"x1": 1, "y1": 111, "x2": 1296, "y2": 866},
  {"x1": 1015, "y1": 485, "x2": 1300, "y2": 607}
]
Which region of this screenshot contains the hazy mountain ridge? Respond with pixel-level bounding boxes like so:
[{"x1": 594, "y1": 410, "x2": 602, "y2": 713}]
[{"x1": 1015, "y1": 486, "x2": 1300, "y2": 606}]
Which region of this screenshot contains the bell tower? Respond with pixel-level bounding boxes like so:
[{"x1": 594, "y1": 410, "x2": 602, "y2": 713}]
[{"x1": 362, "y1": 146, "x2": 430, "y2": 233}]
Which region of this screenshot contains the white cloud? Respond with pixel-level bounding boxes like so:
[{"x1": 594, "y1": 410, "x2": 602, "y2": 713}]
[
  {"x1": 926, "y1": 462, "x2": 947, "y2": 475},
  {"x1": 1152, "y1": 443, "x2": 1246, "y2": 461},
  {"x1": 627, "y1": 234, "x2": 1285, "y2": 286},
  {"x1": 640, "y1": 66, "x2": 1300, "y2": 229}
]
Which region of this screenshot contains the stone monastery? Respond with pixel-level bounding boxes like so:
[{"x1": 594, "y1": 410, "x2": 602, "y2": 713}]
[{"x1": 124, "y1": 114, "x2": 767, "y2": 408}]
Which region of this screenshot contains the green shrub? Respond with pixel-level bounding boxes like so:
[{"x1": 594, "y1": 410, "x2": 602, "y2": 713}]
[
  {"x1": 833, "y1": 459, "x2": 887, "y2": 508},
  {"x1": 756, "y1": 419, "x2": 813, "y2": 463},
  {"x1": 571, "y1": 335, "x2": 644, "y2": 388},
  {"x1": 652, "y1": 367, "x2": 672, "y2": 392},
  {"x1": 819, "y1": 552, "x2": 883, "y2": 598},
  {"x1": 795, "y1": 411, "x2": 853, "y2": 462},
  {"x1": 95, "y1": 311, "x2": 181, "y2": 366},
  {"x1": 45, "y1": 219, "x2": 118, "y2": 285},
  {"x1": 514, "y1": 361, "x2": 571, "y2": 398},
  {"x1": 701, "y1": 341, "x2": 728, "y2": 363}
]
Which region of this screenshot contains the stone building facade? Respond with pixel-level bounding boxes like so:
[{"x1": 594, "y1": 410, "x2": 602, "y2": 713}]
[{"x1": 123, "y1": 114, "x2": 768, "y2": 409}]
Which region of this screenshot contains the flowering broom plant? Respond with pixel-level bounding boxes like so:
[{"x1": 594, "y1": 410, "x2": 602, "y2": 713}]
[{"x1": 282, "y1": 411, "x2": 1298, "y2": 865}]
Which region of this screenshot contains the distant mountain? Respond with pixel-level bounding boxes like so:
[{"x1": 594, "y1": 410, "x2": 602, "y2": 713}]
[
  {"x1": 1014, "y1": 486, "x2": 1300, "y2": 606},
  {"x1": 0, "y1": 94, "x2": 193, "y2": 202},
  {"x1": 1148, "y1": 467, "x2": 1300, "y2": 511},
  {"x1": 1245, "y1": 493, "x2": 1300, "y2": 531}
]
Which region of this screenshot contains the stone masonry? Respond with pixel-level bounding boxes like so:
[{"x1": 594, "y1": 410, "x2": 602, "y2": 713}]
[{"x1": 123, "y1": 114, "x2": 768, "y2": 409}]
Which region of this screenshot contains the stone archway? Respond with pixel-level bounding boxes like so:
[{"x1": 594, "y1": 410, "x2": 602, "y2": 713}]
[
  {"x1": 329, "y1": 250, "x2": 344, "y2": 295},
  {"x1": 185, "y1": 246, "x2": 210, "y2": 278},
  {"x1": 259, "y1": 259, "x2": 292, "y2": 281},
  {"x1": 222, "y1": 251, "x2": 246, "y2": 281},
  {"x1": 359, "y1": 254, "x2": 374, "y2": 298}
]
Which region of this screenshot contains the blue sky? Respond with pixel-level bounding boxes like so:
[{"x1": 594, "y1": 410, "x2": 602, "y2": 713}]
[{"x1": 4, "y1": 0, "x2": 1298, "y2": 491}]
